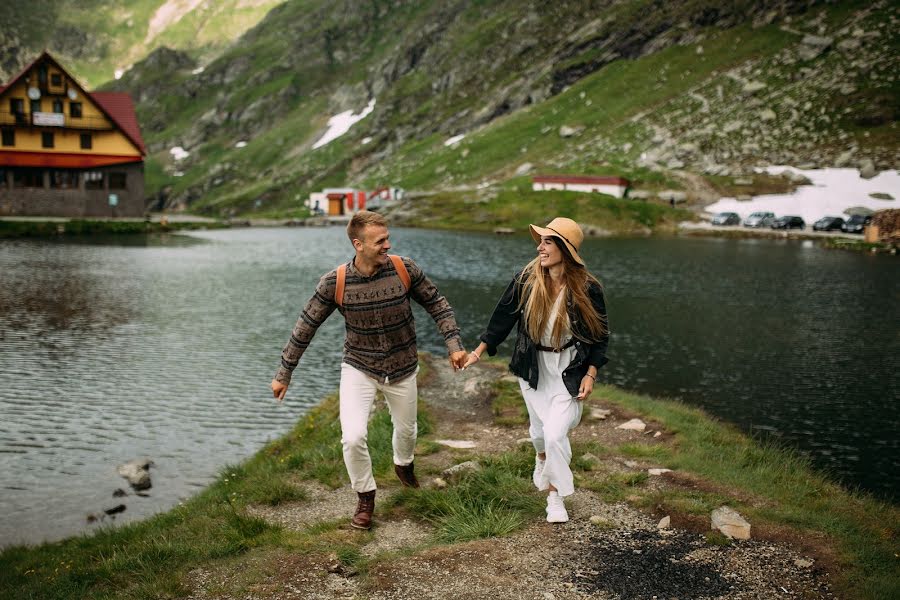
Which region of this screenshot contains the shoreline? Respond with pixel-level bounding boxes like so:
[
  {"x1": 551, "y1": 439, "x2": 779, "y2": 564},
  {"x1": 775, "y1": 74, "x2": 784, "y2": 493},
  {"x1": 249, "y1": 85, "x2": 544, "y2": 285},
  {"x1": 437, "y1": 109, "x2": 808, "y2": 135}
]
[{"x1": 0, "y1": 355, "x2": 897, "y2": 599}]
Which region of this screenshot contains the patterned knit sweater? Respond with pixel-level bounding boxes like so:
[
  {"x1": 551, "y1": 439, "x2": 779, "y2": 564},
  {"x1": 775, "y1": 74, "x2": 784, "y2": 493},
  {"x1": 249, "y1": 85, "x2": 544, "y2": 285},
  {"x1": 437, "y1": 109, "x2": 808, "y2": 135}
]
[{"x1": 275, "y1": 256, "x2": 463, "y2": 385}]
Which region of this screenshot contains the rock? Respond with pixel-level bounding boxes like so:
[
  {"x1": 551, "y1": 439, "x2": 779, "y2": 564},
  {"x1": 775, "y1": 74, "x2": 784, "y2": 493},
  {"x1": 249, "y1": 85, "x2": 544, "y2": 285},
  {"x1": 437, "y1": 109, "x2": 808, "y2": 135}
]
[
  {"x1": 797, "y1": 45, "x2": 824, "y2": 61},
  {"x1": 117, "y1": 459, "x2": 153, "y2": 491},
  {"x1": 759, "y1": 108, "x2": 776, "y2": 121},
  {"x1": 653, "y1": 431, "x2": 662, "y2": 438},
  {"x1": 589, "y1": 407, "x2": 612, "y2": 420},
  {"x1": 666, "y1": 159, "x2": 685, "y2": 170},
  {"x1": 858, "y1": 159, "x2": 877, "y2": 179},
  {"x1": 622, "y1": 460, "x2": 640, "y2": 469},
  {"x1": 794, "y1": 558, "x2": 814, "y2": 568},
  {"x1": 515, "y1": 162, "x2": 533, "y2": 176},
  {"x1": 869, "y1": 192, "x2": 893, "y2": 200},
  {"x1": 711, "y1": 506, "x2": 751, "y2": 540},
  {"x1": 112, "y1": 488, "x2": 128, "y2": 498},
  {"x1": 431, "y1": 477, "x2": 448, "y2": 489},
  {"x1": 441, "y1": 460, "x2": 481, "y2": 479},
  {"x1": 435, "y1": 439, "x2": 477, "y2": 449},
  {"x1": 742, "y1": 81, "x2": 767, "y2": 94},
  {"x1": 463, "y1": 379, "x2": 479, "y2": 394},
  {"x1": 723, "y1": 120, "x2": 743, "y2": 133},
  {"x1": 559, "y1": 125, "x2": 580, "y2": 138},
  {"x1": 104, "y1": 504, "x2": 126, "y2": 516},
  {"x1": 616, "y1": 418, "x2": 647, "y2": 432},
  {"x1": 648, "y1": 468, "x2": 672, "y2": 476},
  {"x1": 835, "y1": 150, "x2": 855, "y2": 167},
  {"x1": 658, "y1": 516, "x2": 671, "y2": 529},
  {"x1": 733, "y1": 177, "x2": 753, "y2": 186},
  {"x1": 802, "y1": 34, "x2": 833, "y2": 48},
  {"x1": 580, "y1": 453, "x2": 601, "y2": 470},
  {"x1": 837, "y1": 38, "x2": 861, "y2": 51}
]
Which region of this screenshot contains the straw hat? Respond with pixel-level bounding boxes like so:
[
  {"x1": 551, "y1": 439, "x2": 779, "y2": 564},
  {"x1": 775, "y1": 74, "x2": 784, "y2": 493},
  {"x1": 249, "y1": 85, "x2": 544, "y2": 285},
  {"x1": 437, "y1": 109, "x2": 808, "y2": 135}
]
[{"x1": 529, "y1": 217, "x2": 585, "y2": 266}]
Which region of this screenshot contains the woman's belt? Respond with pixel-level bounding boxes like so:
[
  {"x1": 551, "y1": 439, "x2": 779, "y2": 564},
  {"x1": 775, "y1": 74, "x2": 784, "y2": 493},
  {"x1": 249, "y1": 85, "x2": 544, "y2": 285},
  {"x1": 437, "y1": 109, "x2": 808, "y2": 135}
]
[{"x1": 535, "y1": 339, "x2": 576, "y2": 353}]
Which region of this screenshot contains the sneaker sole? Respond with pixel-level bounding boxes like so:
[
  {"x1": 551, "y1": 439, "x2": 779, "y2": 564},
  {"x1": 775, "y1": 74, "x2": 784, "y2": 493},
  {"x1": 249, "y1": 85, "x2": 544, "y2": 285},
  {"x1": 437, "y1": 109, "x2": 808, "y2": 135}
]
[{"x1": 350, "y1": 521, "x2": 372, "y2": 530}]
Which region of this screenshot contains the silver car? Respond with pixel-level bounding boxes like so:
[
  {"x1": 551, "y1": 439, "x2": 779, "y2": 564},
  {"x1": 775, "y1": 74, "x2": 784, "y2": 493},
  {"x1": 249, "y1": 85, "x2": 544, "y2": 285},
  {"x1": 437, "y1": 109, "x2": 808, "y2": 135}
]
[{"x1": 743, "y1": 211, "x2": 775, "y2": 228}]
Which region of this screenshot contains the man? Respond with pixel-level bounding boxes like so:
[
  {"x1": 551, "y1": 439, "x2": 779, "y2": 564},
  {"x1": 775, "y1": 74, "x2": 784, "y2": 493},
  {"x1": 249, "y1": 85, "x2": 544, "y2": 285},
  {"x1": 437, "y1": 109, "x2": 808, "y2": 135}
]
[{"x1": 271, "y1": 210, "x2": 467, "y2": 529}]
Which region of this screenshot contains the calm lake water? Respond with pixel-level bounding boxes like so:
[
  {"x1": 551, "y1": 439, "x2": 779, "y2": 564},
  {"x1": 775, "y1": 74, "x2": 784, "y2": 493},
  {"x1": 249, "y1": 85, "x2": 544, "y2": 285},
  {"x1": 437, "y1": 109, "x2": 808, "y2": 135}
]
[{"x1": 0, "y1": 227, "x2": 897, "y2": 545}]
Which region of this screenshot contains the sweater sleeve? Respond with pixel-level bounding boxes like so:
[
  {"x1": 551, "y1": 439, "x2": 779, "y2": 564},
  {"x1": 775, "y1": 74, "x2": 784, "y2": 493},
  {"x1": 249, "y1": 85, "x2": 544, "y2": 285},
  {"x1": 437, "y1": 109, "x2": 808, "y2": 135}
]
[
  {"x1": 404, "y1": 258, "x2": 464, "y2": 355},
  {"x1": 274, "y1": 269, "x2": 339, "y2": 385},
  {"x1": 479, "y1": 273, "x2": 523, "y2": 356}
]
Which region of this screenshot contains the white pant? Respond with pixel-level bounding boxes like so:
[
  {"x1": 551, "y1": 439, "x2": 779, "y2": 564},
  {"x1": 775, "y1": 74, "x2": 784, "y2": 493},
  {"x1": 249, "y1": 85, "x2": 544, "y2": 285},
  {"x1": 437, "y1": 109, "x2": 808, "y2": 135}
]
[
  {"x1": 519, "y1": 374, "x2": 583, "y2": 497},
  {"x1": 339, "y1": 363, "x2": 418, "y2": 493}
]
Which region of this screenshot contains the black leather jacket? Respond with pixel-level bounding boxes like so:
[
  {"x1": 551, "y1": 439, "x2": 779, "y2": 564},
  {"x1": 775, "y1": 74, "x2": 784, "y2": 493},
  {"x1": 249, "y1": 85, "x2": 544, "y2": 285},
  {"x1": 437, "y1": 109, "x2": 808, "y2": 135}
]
[{"x1": 479, "y1": 271, "x2": 609, "y2": 397}]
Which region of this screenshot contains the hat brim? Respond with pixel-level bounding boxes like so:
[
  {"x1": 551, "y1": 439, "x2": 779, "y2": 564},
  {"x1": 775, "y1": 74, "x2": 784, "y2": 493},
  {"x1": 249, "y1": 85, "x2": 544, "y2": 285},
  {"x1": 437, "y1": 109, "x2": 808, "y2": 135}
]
[{"x1": 529, "y1": 224, "x2": 585, "y2": 266}]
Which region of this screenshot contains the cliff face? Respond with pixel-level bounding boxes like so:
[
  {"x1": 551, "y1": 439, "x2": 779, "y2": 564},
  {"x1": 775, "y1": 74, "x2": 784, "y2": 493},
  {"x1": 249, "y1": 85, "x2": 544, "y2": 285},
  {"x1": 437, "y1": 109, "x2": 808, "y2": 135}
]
[{"x1": 4, "y1": 1, "x2": 898, "y2": 215}]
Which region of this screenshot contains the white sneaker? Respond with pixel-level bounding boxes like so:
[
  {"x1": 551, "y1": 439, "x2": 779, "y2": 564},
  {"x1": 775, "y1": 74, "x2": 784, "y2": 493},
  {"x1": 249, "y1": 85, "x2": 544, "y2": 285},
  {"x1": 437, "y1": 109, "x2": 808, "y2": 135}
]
[
  {"x1": 546, "y1": 492, "x2": 568, "y2": 523},
  {"x1": 533, "y1": 455, "x2": 546, "y2": 489}
]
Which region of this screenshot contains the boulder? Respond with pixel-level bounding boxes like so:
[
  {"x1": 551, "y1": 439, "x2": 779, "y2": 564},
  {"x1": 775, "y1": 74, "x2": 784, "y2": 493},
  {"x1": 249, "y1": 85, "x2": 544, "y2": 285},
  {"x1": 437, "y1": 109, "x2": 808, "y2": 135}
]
[
  {"x1": 711, "y1": 506, "x2": 751, "y2": 539},
  {"x1": 559, "y1": 125, "x2": 581, "y2": 138},
  {"x1": 116, "y1": 458, "x2": 153, "y2": 491},
  {"x1": 658, "y1": 515, "x2": 671, "y2": 529},
  {"x1": 858, "y1": 159, "x2": 877, "y2": 179},
  {"x1": 441, "y1": 460, "x2": 481, "y2": 479},
  {"x1": 616, "y1": 418, "x2": 646, "y2": 432}
]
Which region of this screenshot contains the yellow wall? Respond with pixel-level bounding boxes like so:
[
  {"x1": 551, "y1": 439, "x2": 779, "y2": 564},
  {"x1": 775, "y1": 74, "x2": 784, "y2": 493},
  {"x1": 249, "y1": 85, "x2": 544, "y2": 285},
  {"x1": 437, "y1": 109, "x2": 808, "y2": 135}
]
[{"x1": 1, "y1": 61, "x2": 141, "y2": 157}]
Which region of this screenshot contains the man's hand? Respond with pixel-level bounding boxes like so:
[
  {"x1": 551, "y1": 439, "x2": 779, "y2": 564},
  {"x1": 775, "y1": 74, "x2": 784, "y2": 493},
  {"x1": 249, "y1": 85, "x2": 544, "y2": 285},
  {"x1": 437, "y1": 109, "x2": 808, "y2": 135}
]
[
  {"x1": 271, "y1": 379, "x2": 288, "y2": 402},
  {"x1": 450, "y1": 350, "x2": 468, "y2": 371}
]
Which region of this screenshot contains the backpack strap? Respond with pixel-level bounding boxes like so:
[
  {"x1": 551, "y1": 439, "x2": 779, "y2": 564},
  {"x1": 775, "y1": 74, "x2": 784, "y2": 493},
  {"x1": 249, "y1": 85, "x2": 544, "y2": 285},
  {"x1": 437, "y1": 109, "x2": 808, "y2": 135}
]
[
  {"x1": 334, "y1": 256, "x2": 410, "y2": 308},
  {"x1": 334, "y1": 264, "x2": 347, "y2": 307},
  {"x1": 389, "y1": 255, "x2": 411, "y2": 291}
]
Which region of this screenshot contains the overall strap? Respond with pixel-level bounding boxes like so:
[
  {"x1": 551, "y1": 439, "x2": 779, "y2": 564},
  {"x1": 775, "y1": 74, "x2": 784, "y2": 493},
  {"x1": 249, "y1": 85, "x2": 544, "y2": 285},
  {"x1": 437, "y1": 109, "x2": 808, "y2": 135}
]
[{"x1": 335, "y1": 256, "x2": 410, "y2": 308}]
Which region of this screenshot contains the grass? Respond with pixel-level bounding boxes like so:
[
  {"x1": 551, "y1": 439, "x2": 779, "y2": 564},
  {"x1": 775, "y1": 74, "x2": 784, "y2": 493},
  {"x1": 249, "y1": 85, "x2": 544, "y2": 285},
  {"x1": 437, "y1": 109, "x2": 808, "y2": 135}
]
[{"x1": 0, "y1": 219, "x2": 229, "y2": 238}]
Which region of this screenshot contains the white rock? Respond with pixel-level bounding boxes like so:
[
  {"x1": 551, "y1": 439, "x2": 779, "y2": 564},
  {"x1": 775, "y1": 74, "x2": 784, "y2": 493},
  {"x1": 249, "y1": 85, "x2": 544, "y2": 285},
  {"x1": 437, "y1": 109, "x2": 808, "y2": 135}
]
[
  {"x1": 759, "y1": 108, "x2": 777, "y2": 122},
  {"x1": 515, "y1": 162, "x2": 534, "y2": 176},
  {"x1": 616, "y1": 418, "x2": 647, "y2": 432},
  {"x1": 858, "y1": 158, "x2": 877, "y2": 179},
  {"x1": 653, "y1": 431, "x2": 662, "y2": 438},
  {"x1": 435, "y1": 439, "x2": 477, "y2": 449},
  {"x1": 117, "y1": 458, "x2": 153, "y2": 490},
  {"x1": 711, "y1": 506, "x2": 751, "y2": 540},
  {"x1": 559, "y1": 125, "x2": 579, "y2": 138},
  {"x1": 463, "y1": 379, "x2": 479, "y2": 394},
  {"x1": 742, "y1": 81, "x2": 767, "y2": 94},
  {"x1": 441, "y1": 460, "x2": 481, "y2": 478},
  {"x1": 648, "y1": 468, "x2": 672, "y2": 476},
  {"x1": 658, "y1": 516, "x2": 671, "y2": 529},
  {"x1": 794, "y1": 558, "x2": 814, "y2": 568},
  {"x1": 589, "y1": 408, "x2": 612, "y2": 420},
  {"x1": 432, "y1": 477, "x2": 447, "y2": 489}
]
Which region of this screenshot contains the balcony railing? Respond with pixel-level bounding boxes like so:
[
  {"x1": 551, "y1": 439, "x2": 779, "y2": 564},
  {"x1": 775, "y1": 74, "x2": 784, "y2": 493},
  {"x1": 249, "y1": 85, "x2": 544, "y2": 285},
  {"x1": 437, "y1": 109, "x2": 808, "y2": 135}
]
[{"x1": 0, "y1": 111, "x2": 113, "y2": 131}]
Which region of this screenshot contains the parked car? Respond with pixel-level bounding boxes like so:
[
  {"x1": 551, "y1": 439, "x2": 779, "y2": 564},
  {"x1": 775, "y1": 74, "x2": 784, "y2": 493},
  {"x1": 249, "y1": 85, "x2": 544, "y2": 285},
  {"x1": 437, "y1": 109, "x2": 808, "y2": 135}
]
[
  {"x1": 771, "y1": 216, "x2": 805, "y2": 230},
  {"x1": 712, "y1": 212, "x2": 741, "y2": 226},
  {"x1": 743, "y1": 211, "x2": 775, "y2": 228},
  {"x1": 841, "y1": 214, "x2": 872, "y2": 234},
  {"x1": 813, "y1": 216, "x2": 845, "y2": 231}
]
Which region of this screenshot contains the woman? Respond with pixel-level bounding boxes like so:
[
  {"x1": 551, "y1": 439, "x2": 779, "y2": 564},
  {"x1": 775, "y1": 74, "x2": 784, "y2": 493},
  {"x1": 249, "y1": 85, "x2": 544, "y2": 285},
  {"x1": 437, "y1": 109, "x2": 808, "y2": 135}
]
[{"x1": 464, "y1": 217, "x2": 609, "y2": 523}]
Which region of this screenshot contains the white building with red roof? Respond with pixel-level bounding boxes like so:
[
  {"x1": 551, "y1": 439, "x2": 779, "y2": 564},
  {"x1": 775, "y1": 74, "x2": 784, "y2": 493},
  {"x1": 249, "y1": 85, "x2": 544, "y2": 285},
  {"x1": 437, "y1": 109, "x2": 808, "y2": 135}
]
[{"x1": 532, "y1": 174, "x2": 630, "y2": 198}]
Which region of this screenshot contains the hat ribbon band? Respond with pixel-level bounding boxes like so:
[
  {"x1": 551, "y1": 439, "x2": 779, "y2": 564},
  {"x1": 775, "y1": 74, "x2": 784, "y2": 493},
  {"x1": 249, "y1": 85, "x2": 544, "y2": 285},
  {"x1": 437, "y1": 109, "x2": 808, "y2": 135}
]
[{"x1": 546, "y1": 226, "x2": 576, "y2": 250}]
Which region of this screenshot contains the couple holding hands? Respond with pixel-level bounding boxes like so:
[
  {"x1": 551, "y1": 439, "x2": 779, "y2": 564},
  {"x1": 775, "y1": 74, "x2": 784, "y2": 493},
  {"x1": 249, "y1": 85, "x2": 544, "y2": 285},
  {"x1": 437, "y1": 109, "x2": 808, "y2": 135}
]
[{"x1": 270, "y1": 211, "x2": 608, "y2": 529}]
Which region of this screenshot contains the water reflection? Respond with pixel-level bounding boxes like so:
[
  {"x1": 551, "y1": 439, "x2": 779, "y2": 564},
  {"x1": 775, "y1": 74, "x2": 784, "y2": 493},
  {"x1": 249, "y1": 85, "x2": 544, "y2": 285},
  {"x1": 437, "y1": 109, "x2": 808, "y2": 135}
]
[{"x1": 0, "y1": 227, "x2": 897, "y2": 546}]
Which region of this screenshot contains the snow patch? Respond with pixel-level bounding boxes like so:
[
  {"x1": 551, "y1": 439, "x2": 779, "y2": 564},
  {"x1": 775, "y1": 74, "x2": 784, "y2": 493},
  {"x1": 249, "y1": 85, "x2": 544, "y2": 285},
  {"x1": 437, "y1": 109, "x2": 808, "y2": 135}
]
[
  {"x1": 312, "y1": 99, "x2": 376, "y2": 150},
  {"x1": 170, "y1": 146, "x2": 190, "y2": 161},
  {"x1": 705, "y1": 167, "x2": 899, "y2": 223},
  {"x1": 444, "y1": 134, "x2": 465, "y2": 146}
]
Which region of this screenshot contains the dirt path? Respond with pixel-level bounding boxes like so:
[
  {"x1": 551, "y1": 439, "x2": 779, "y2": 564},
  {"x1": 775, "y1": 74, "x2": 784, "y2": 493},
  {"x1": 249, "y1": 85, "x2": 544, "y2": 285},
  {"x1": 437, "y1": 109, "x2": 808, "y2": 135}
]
[{"x1": 187, "y1": 356, "x2": 835, "y2": 600}]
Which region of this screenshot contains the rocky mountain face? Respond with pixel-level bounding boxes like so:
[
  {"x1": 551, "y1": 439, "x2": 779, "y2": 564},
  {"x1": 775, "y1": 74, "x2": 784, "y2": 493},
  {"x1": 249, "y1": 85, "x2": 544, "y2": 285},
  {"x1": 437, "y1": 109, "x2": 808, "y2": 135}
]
[{"x1": 6, "y1": 1, "x2": 898, "y2": 215}]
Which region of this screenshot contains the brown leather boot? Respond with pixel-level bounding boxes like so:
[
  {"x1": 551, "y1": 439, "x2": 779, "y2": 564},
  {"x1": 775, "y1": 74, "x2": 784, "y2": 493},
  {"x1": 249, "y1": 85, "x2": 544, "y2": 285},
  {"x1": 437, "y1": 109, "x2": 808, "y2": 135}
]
[
  {"x1": 394, "y1": 462, "x2": 420, "y2": 488},
  {"x1": 351, "y1": 490, "x2": 376, "y2": 530}
]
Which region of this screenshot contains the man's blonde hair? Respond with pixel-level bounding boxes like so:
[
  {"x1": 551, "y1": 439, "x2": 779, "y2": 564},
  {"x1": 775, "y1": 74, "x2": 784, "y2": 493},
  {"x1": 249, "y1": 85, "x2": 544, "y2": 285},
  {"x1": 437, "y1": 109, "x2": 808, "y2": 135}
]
[{"x1": 347, "y1": 210, "x2": 388, "y2": 243}]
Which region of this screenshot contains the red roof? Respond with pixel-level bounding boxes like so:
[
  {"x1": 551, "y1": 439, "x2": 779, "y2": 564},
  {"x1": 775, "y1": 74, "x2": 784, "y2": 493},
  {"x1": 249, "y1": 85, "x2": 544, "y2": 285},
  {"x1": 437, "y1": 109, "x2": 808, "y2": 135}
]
[
  {"x1": 91, "y1": 92, "x2": 145, "y2": 154},
  {"x1": 0, "y1": 52, "x2": 145, "y2": 155},
  {"x1": 0, "y1": 150, "x2": 142, "y2": 168},
  {"x1": 533, "y1": 174, "x2": 629, "y2": 186}
]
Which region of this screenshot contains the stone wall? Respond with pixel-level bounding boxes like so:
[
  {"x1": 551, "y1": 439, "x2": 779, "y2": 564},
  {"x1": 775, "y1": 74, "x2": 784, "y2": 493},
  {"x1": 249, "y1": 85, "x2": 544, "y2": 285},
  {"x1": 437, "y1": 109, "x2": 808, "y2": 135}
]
[{"x1": 0, "y1": 163, "x2": 145, "y2": 218}]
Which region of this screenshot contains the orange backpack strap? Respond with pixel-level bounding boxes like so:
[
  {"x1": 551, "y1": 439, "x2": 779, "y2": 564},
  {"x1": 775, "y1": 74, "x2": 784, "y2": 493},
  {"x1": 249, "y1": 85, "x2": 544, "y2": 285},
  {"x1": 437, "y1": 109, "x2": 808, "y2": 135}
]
[
  {"x1": 334, "y1": 264, "x2": 346, "y2": 307},
  {"x1": 389, "y1": 255, "x2": 411, "y2": 292}
]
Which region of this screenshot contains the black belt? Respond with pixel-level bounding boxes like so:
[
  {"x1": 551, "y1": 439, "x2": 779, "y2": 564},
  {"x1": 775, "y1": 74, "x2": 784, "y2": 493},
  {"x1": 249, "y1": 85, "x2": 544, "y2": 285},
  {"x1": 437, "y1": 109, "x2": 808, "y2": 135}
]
[{"x1": 535, "y1": 339, "x2": 576, "y2": 353}]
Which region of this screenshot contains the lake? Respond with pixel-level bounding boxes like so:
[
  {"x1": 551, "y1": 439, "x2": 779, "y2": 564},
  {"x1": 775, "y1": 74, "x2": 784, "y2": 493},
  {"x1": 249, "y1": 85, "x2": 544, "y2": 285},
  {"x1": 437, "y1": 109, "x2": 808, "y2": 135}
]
[{"x1": 0, "y1": 227, "x2": 897, "y2": 545}]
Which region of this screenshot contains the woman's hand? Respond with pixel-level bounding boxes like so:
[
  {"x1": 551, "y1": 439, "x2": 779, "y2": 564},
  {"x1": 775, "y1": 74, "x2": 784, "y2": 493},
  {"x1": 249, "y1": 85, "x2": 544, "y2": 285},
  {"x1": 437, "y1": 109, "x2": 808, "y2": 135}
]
[
  {"x1": 462, "y1": 352, "x2": 481, "y2": 369},
  {"x1": 577, "y1": 373, "x2": 595, "y2": 400}
]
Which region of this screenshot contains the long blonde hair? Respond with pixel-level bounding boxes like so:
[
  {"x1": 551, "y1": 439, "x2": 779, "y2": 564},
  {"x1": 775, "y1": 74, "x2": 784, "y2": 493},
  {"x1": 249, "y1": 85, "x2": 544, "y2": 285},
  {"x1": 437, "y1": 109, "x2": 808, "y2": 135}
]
[{"x1": 518, "y1": 238, "x2": 607, "y2": 347}]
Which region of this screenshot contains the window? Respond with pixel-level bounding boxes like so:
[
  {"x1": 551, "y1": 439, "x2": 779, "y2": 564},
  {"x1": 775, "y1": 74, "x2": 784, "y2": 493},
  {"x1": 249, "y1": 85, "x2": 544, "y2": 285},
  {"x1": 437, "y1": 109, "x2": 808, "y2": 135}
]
[
  {"x1": 13, "y1": 168, "x2": 43, "y2": 188},
  {"x1": 50, "y1": 73, "x2": 63, "y2": 87},
  {"x1": 9, "y1": 98, "x2": 24, "y2": 114},
  {"x1": 1, "y1": 128, "x2": 13, "y2": 146},
  {"x1": 85, "y1": 171, "x2": 104, "y2": 190},
  {"x1": 80, "y1": 133, "x2": 92, "y2": 149},
  {"x1": 52, "y1": 99, "x2": 63, "y2": 113},
  {"x1": 108, "y1": 172, "x2": 127, "y2": 190},
  {"x1": 42, "y1": 132, "x2": 54, "y2": 148},
  {"x1": 50, "y1": 170, "x2": 78, "y2": 189},
  {"x1": 30, "y1": 99, "x2": 41, "y2": 113},
  {"x1": 70, "y1": 102, "x2": 82, "y2": 118}
]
